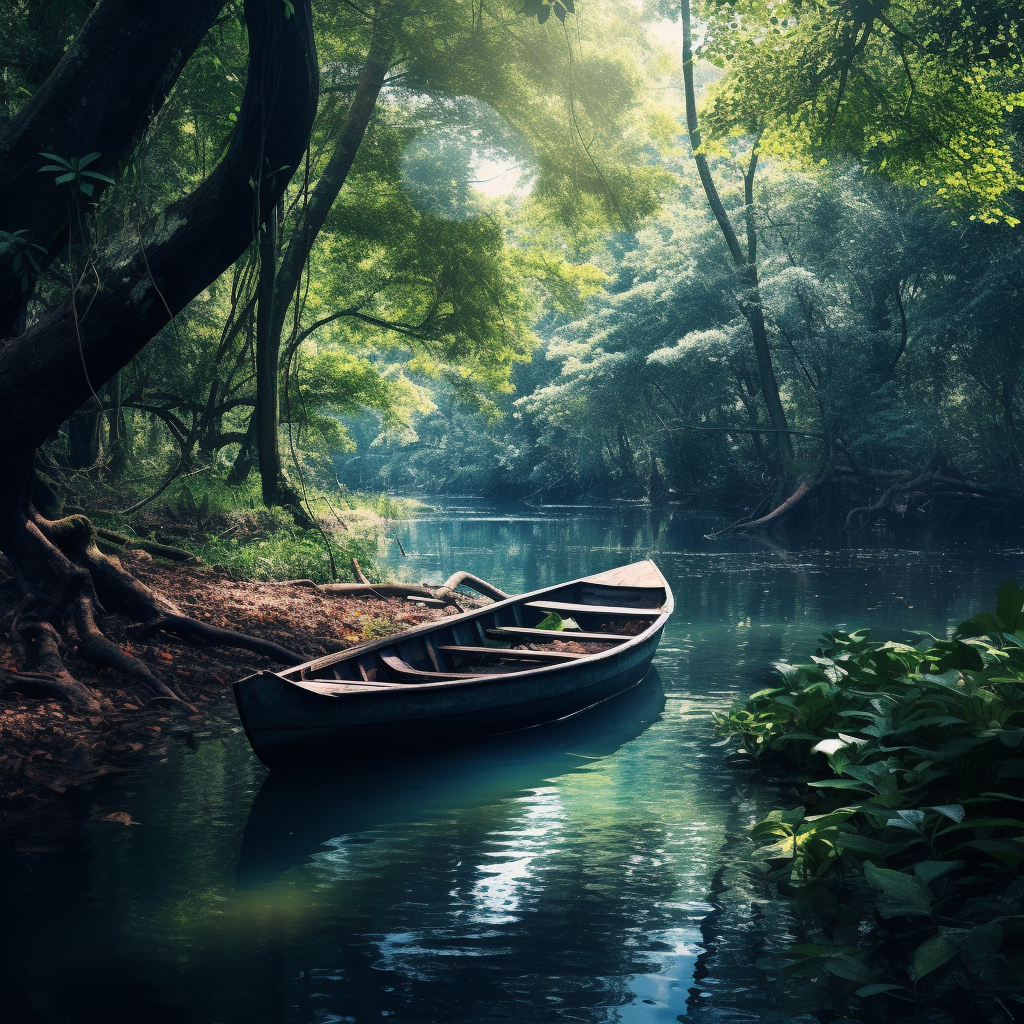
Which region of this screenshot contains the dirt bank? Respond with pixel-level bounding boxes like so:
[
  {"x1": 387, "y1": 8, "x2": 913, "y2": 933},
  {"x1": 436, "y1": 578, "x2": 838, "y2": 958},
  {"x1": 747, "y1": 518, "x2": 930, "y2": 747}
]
[{"x1": 0, "y1": 552, "x2": 452, "y2": 844}]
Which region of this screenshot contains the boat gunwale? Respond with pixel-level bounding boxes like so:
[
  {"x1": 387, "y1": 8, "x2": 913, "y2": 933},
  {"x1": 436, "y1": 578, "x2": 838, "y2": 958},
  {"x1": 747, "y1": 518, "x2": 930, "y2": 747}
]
[{"x1": 259, "y1": 560, "x2": 674, "y2": 696}]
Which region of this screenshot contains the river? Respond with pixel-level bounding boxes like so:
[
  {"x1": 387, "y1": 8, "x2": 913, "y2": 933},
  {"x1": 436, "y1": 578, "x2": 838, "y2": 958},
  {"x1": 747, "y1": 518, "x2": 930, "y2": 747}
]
[{"x1": 3, "y1": 499, "x2": 1022, "y2": 1024}]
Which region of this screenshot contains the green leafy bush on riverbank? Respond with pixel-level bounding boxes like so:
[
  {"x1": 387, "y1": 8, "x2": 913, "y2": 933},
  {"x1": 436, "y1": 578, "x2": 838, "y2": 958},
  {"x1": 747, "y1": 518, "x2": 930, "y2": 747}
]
[{"x1": 715, "y1": 581, "x2": 1024, "y2": 1023}]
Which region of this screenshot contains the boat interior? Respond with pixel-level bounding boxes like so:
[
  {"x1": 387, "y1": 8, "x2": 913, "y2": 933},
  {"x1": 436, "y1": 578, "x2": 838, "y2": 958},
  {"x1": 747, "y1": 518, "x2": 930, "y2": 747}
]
[{"x1": 285, "y1": 578, "x2": 668, "y2": 689}]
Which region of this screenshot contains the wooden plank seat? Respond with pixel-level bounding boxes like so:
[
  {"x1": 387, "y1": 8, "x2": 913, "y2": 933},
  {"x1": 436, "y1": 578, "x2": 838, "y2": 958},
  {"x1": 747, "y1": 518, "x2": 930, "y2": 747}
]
[
  {"x1": 295, "y1": 679, "x2": 410, "y2": 692},
  {"x1": 525, "y1": 600, "x2": 662, "y2": 618},
  {"x1": 378, "y1": 652, "x2": 496, "y2": 682},
  {"x1": 438, "y1": 645, "x2": 586, "y2": 662},
  {"x1": 485, "y1": 626, "x2": 627, "y2": 644}
]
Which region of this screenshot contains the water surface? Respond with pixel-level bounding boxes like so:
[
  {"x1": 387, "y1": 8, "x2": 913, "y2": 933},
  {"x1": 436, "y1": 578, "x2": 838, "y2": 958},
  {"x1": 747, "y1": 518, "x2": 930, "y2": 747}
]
[{"x1": 3, "y1": 500, "x2": 1021, "y2": 1023}]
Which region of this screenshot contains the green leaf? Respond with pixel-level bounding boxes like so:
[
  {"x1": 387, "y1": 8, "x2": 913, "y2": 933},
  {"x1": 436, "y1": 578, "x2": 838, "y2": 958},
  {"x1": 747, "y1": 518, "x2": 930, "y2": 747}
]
[
  {"x1": 996, "y1": 727, "x2": 1024, "y2": 748},
  {"x1": 996, "y1": 578, "x2": 1024, "y2": 632},
  {"x1": 535, "y1": 612, "x2": 564, "y2": 631},
  {"x1": 855, "y1": 983, "x2": 908, "y2": 997},
  {"x1": 821, "y1": 954, "x2": 877, "y2": 983},
  {"x1": 927, "y1": 804, "x2": 966, "y2": 822},
  {"x1": 863, "y1": 861, "x2": 935, "y2": 912},
  {"x1": 914, "y1": 859, "x2": 965, "y2": 884},
  {"x1": 964, "y1": 838, "x2": 1024, "y2": 868},
  {"x1": 965, "y1": 921, "x2": 1003, "y2": 963},
  {"x1": 798, "y1": 808, "x2": 856, "y2": 832},
  {"x1": 81, "y1": 170, "x2": 115, "y2": 185},
  {"x1": 913, "y1": 933, "x2": 958, "y2": 981},
  {"x1": 835, "y1": 833, "x2": 910, "y2": 857},
  {"x1": 38, "y1": 151, "x2": 72, "y2": 168}
]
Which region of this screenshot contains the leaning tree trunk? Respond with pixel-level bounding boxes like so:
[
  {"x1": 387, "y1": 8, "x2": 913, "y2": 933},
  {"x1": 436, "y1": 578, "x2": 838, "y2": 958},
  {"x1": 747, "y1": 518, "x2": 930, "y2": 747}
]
[
  {"x1": 268, "y1": 12, "x2": 397, "y2": 350},
  {"x1": 680, "y1": 0, "x2": 792, "y2": 466},
  {"x1": 0, "y1": 0, "x2": 319, "y2": 706}
]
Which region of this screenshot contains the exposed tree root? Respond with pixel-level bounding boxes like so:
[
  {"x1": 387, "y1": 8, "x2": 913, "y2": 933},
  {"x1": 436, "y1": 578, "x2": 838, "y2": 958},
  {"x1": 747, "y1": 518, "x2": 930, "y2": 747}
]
[
  {"x1": 94, "y1": 527, "x2": 200, "y2": 564},
  {"x1": 4, "y1": 612, "x2": 100, "y2": 709},
  {"x1": 709, "y1": 480, "x2": 814, "y2": 538},
  {"x1": 1, "y1": 505, "x2": 310, "y2": 708},
  {"x1": 140, "y1": 613, "x2": 302, "y2": 663}
]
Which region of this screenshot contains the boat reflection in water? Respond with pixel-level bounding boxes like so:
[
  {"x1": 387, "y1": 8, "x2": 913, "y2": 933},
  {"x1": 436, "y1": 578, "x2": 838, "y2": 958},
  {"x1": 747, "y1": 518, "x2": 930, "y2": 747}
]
[{"x1": 236, "y1": 669, "x2": 666, "y2": 886}]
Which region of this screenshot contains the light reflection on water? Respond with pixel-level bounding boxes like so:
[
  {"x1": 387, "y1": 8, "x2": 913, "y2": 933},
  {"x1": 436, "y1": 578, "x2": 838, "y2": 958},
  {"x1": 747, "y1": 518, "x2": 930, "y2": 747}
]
[{"x1": 2, "y1": 498, "x2": 1023, "y2": 1024}]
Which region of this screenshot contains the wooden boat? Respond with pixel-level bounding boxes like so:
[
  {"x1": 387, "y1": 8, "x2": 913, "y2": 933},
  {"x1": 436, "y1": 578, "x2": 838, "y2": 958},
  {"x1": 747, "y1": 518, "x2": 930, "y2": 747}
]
[{"x1": 234, "y1": 560, "x2": 674, "y2": 769}]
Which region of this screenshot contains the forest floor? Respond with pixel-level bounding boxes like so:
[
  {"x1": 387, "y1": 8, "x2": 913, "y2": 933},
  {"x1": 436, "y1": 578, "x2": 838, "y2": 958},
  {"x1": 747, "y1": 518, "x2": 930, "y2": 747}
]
[{"x1": 0, "y1": 549, "x2": 451, "y2": 848}]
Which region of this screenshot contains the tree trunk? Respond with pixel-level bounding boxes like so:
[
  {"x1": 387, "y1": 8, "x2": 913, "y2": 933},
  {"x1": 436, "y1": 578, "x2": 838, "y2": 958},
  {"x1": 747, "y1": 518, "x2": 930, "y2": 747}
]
[
  {"x1": 0, "y1": 0, "x2": 318, "y2": 455},
  {"x1": 0, "y1": 0, "x2": 319, "y2": 705},
  {"x1": 271, "y1": 11, "x2": 398, "y2": 362},
  {"x1": 106, "y1": 371, "x2": 127, "y2": 476},
  {"x1": 256, "y1": 201, "x2": 286, "y2": 503},
  {"x1": 680, "y1": 0, "x2": 792, "y2": 465},
  {"x1": 67, "y1": 403, "x2": 101, "y2": 470},
  {"x1": 228, "y1": 409, "x2": 258, "y2": 485}
]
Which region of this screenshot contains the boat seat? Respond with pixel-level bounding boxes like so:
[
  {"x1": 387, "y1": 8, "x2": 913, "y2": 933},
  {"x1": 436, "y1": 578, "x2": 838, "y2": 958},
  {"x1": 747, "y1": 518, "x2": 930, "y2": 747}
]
[
  {"x1": 485, "y1": 626, "x2": 626, "y2": 643},
  {"x1": 525, "y1": 600, "x2": 662, "y2": 618},
  {"x1": 438, "y1": 645, "x2": 586, "y2": 662},
  {"x1": 295, "y1": 678, "x2": 410, "y2": 692},
  {"x1": 377, "y1": 652, "x2": 496, "y2": 682}
]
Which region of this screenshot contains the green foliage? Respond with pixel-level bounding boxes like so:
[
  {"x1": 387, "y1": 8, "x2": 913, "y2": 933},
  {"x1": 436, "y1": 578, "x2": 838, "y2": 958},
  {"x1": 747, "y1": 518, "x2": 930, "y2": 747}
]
[
  {"x1": 38, "y1": 151, "x2": 115, "y2": 198},
  {"x1": 184, "y1": 529, "x2": 380, "y2": 585},
  {"x1": 89, "y1": 473, "x2": 399, "y2": 585},
  {"x1": 533, "y1": 611, "x2": 578, "y2": 630},
  {"x1": 0, "y1": 1, "x2": 92, "y2": 110},
  {"x1": 694, "y1": 0, "x2": 1024, "y2": 224},
  {"x1": 0, "y1": 228, "x2": 46, "y2": 291},
  {"x1": 714, "y1": 581, "x2": 1024, "y2": 1020}
]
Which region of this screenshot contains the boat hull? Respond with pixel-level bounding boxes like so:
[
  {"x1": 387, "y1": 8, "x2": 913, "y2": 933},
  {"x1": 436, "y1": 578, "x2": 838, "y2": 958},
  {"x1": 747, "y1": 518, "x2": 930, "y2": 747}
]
[
  {"x1": 234, "y1": 560, "x2": 674, "y2": 769},
  {"x1": 236, "y1": 626, "x2": 664, "y2": 768}
]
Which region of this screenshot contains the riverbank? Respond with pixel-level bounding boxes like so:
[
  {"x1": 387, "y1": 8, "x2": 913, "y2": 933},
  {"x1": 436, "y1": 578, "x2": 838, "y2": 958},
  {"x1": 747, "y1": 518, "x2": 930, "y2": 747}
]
[{"x1": 0, "y1": 550, "x2": 452, "y2": 848}]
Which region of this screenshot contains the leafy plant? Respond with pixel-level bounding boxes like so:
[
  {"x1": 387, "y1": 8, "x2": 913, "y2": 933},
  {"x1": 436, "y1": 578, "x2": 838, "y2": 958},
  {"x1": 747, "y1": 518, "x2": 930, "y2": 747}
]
[
  {"x1": 0, "y1": 229, "x2": 47, "y2": 291},
  {"x1": 38, "y1": 151, "x2": 114, "y2": 197},
  {"x1": 716, "y1": 580, "x2": 1024, "y2": 1022}
]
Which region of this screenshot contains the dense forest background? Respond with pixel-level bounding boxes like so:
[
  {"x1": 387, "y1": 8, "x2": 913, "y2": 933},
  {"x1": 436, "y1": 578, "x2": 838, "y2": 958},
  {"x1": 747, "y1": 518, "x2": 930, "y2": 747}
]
[{"x1": 6, "y1": 0, "x2": 1024, "y2": 535}]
